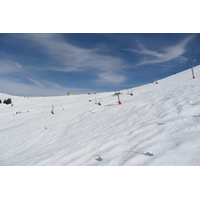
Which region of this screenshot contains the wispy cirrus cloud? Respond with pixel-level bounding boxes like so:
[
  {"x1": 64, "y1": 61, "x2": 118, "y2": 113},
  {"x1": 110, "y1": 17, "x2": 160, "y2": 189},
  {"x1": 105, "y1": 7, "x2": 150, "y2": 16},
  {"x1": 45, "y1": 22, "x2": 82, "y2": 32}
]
[
  {"x1": 26, "y1": 77, "x2": 44, "y2": 88},
  {"x1": 0, "y1": 58, "x2": 91, "y2": 96},
  {"x1": 0, "y1": 34, "x2": 129, "y2": 96},
  {"x1": 95, "y1": 71, "x2": 127, "y2": 85},
  {"x1": 0, "y1": 59, "x2": 22, "y2": 74},
  {"x1": 12, "y1": 34, "x2": 128, "y2": 85},
  {"x1": 126, "y1": 34, "x2": 196, "y2": 66},
  {"x1": 0, "y1": 77, "x2": 90, "y2": 96}
]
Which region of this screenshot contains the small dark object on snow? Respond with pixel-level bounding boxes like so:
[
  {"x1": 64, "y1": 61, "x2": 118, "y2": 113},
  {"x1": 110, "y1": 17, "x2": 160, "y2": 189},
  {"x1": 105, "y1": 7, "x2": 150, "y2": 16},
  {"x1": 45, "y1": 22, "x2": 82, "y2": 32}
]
[
  {"x1": 3, "y1": 98, "x2": 12, "y2": 105},
  {"x1": 143, "y1": 152, "x2": 154, "y2": 156},
  {"x1": 0, "y1": 99, "x2": 1, "y2": 103},
  {"x1": 51, "y1": 105, "x2": 54, "y2": 114},
  {"x1": 98, "y1": 103, "x2": 101, "y2": 106},
  {"x1": 96, "y1": 156, "x2": 103, "y2": 161}
]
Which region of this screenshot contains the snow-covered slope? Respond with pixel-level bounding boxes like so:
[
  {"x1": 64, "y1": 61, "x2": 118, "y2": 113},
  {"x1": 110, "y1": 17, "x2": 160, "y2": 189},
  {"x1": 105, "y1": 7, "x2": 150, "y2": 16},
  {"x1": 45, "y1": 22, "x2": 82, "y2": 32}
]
[{"x1": 1, "y1": 66, "x2": 200, "y2": 166}]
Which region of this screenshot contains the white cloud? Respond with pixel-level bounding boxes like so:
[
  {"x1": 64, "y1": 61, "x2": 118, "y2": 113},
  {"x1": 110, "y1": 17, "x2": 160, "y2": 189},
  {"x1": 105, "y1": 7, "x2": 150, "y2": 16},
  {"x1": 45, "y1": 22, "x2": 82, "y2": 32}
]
[
  {"x1": 0, "y1": 78, "x2": 89, "y2": 96},
  {"x1": 0, "y1": 34, "x2": 129, "y2": 96},
  {"x1": 96, "y1": 71, "x2": 127, "y2": 85},
  {"x1": 26, "y1": 77, "x2": 44, "y2": 88},
  {"x1": 176, "y1": 56, "x2": 188, "y2": 63},
  {"x1": 12, "y1": 34, "x2": 128, "y2": 84},
  {"x1": 126, "y1": 34, "x2": 196, "y2": 66},
  {"x1": 0, "y1": 59, "x2": 23, "y2": 74}
]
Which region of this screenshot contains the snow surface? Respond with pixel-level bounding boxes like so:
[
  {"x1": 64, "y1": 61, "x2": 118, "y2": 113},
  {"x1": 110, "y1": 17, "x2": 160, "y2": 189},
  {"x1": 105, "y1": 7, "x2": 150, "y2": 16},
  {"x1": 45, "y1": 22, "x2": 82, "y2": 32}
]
[{"x1": 1, "y1": 66, "x2": 200, "y2": 166}]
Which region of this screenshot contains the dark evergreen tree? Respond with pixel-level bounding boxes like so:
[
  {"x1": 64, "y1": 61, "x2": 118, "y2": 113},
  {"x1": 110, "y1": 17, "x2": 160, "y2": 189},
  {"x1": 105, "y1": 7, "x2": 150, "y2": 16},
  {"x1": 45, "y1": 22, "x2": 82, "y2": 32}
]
[{"x1": 3, "y1": 98, "x2": 12, "y2": 104}]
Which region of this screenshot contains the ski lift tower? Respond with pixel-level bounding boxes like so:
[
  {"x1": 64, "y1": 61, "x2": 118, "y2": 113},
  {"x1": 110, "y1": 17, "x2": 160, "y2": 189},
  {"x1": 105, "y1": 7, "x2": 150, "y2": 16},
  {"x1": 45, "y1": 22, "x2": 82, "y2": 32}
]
[
  {"x1": 113, "y1": 91, "x2": 122, "y2": 105},
  {"x1": 187, "y1": 59, "x2": 195, "y2": 79}
]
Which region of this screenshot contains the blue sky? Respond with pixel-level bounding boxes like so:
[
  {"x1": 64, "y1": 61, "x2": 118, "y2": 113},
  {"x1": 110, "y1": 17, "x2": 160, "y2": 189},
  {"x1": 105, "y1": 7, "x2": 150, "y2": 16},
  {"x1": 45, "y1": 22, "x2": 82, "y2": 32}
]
[{"x1": 0, "y1": 33, "x2": 200, "y2": 96}]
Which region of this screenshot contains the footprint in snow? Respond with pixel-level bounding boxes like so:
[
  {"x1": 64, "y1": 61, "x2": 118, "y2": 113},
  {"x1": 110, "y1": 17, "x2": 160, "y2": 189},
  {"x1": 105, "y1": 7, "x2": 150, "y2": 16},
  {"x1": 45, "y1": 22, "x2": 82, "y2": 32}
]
[
  {"x1": 193, "y1": 115, "x2": 200, "y2": 117},
  {"x1": 125, "y1": 151, "x2": 154, "y2": 157},
  {"x1": 193, "y1": 115, "x2": 200, "y2": 123},
  {"x1": 96, "y1": 156, "x2": 103, "y2": 161},
  {"x1": 157, "y1": 123, "x2": 165, "y2": 125},
  {"x1": 142, "y1": 152, "x2": 154, "y2": 156}
]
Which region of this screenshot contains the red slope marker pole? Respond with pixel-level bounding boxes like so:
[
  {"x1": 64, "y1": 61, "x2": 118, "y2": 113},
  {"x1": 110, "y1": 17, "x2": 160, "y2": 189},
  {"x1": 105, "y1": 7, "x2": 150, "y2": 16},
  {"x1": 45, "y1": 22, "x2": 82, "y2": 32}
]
[
  {"x1": 117, "y1": 95, "x2": 122, "y2": 104},
  {"x1": 116, "y1": 92, "x2": 122, "y2": 105},
  {"x1": 112, "y1": 91, "x2": 122, "y2": 105}
]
